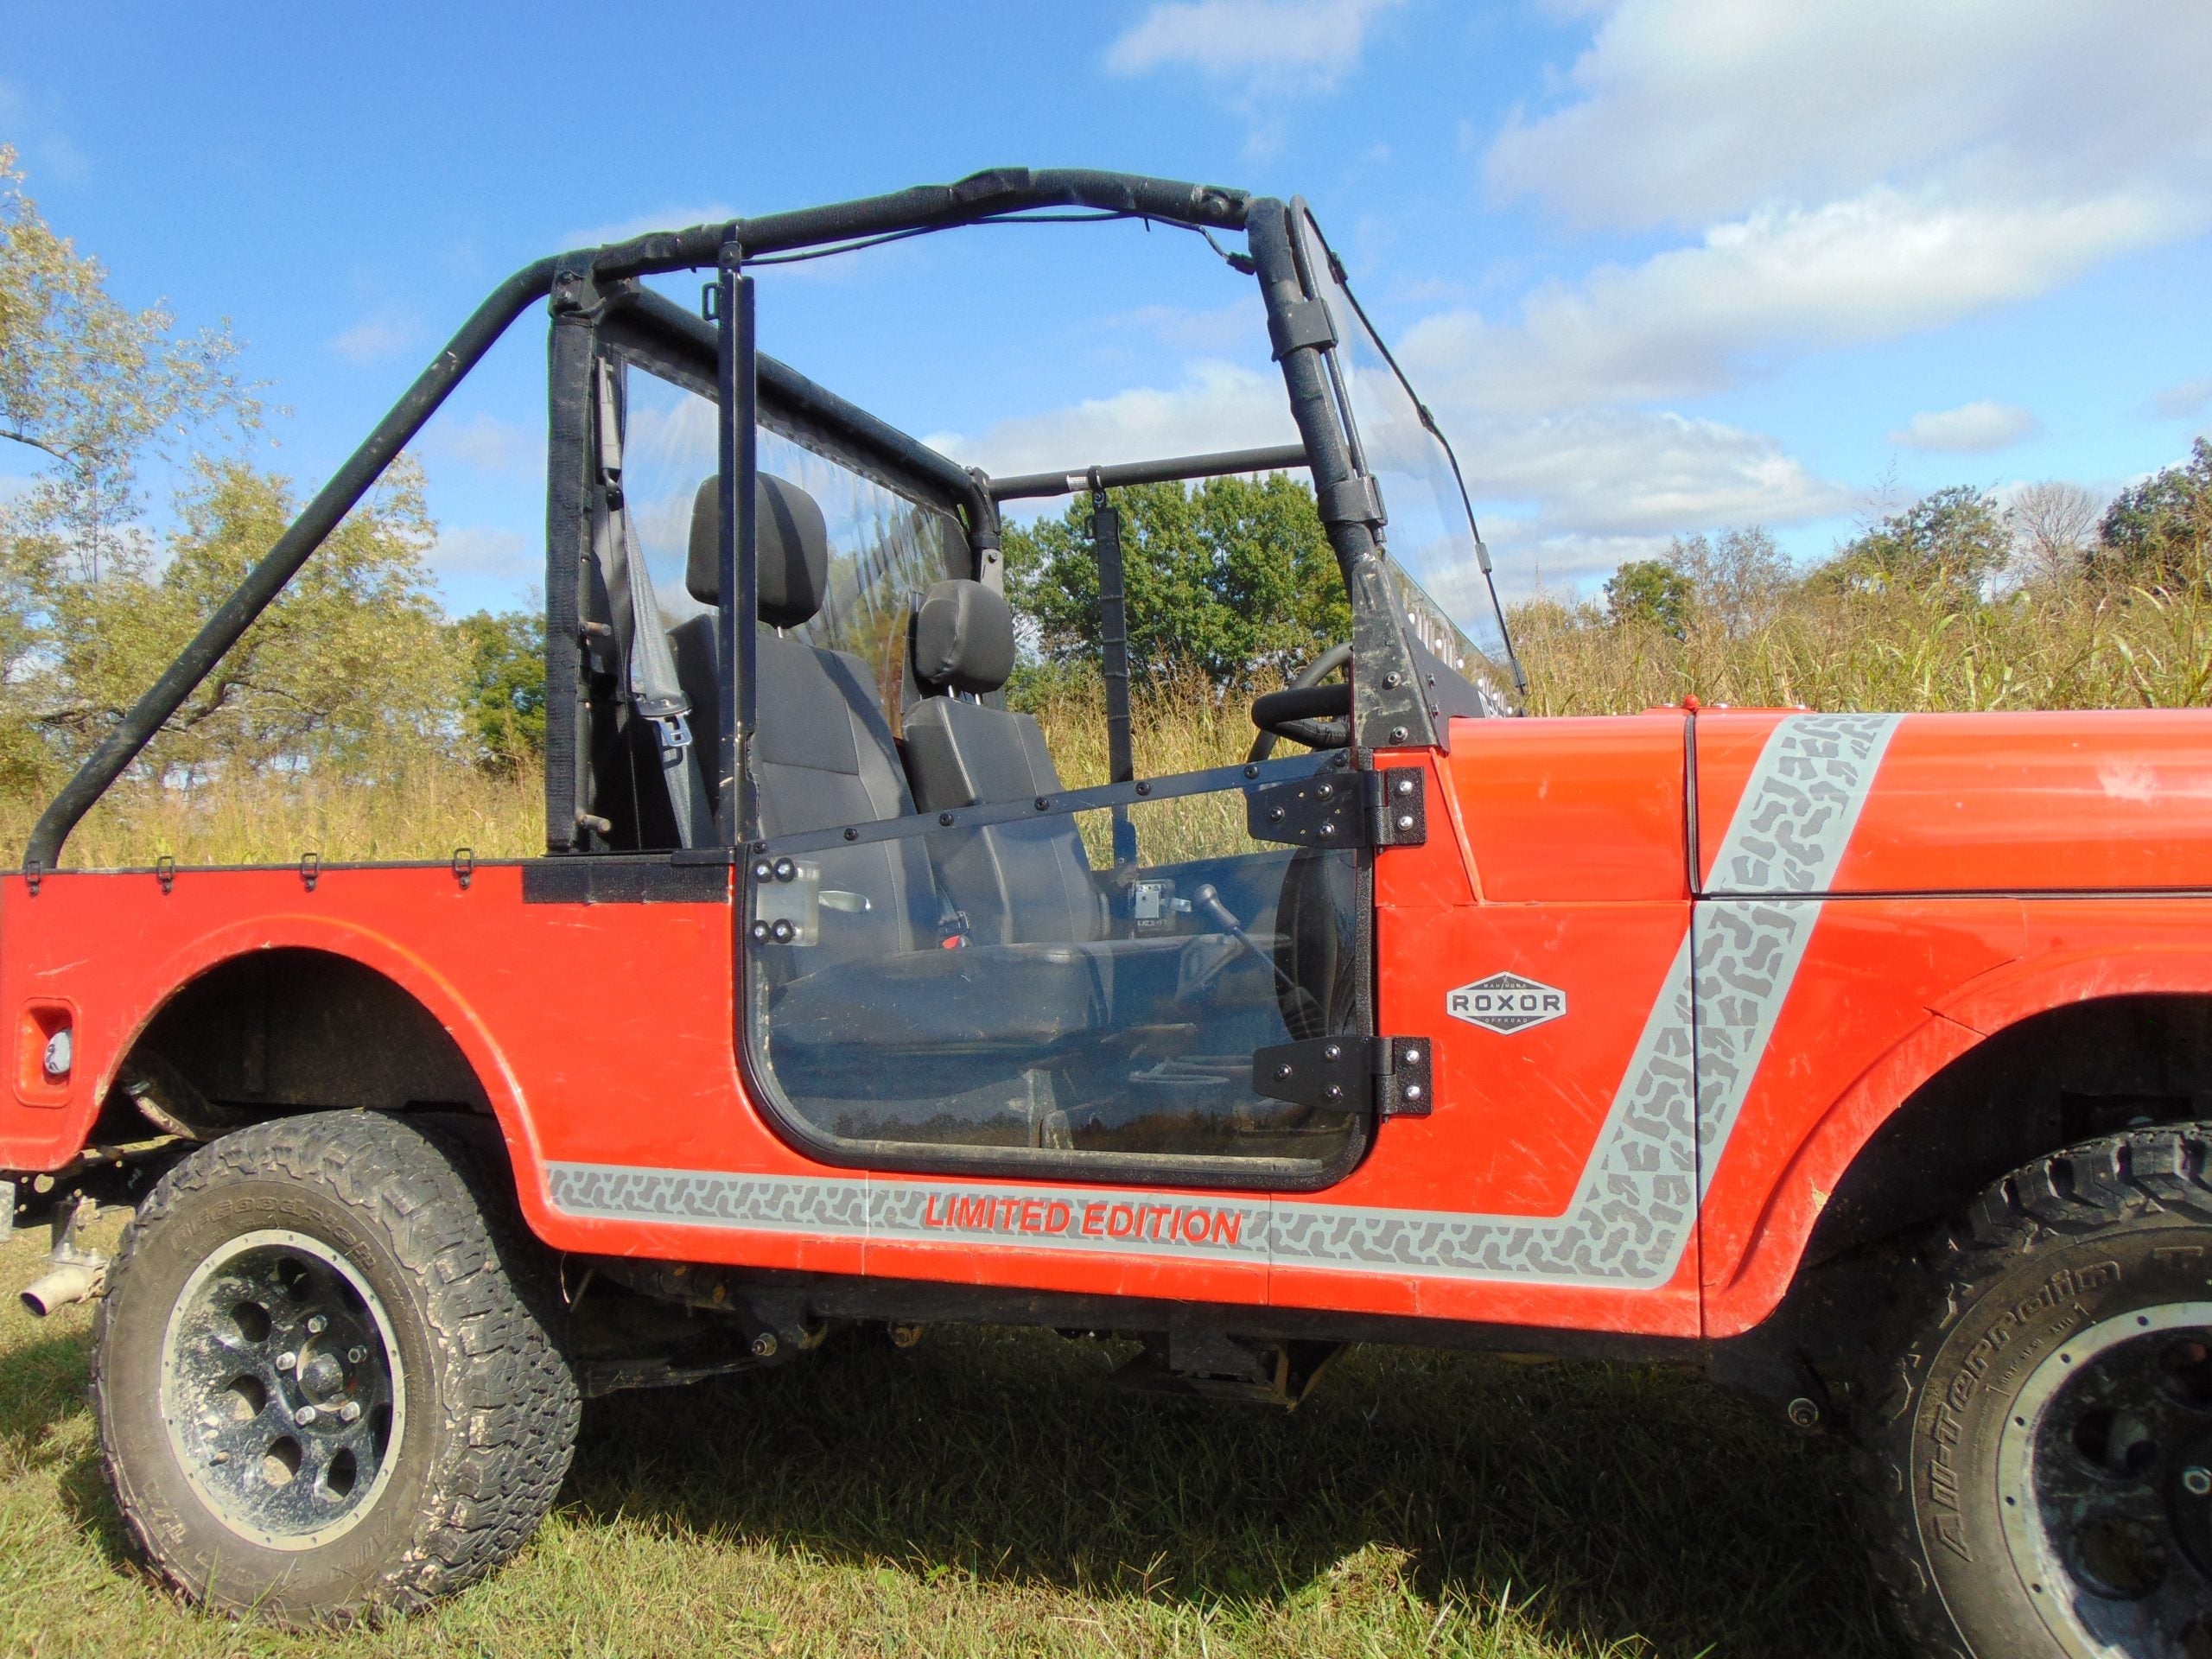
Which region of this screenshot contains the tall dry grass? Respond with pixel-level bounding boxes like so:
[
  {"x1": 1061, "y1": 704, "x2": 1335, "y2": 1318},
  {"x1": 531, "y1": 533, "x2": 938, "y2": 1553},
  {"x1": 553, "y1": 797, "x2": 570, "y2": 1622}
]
[
  {"x1": 1514, "y1": 575, "x2": 2212, "y2": 715},
  {"x1": 17, "y1": 574, "x2": 2210, "y2": 870},
  {"x1": 0, "y1": 758, "x2": 543, "y2": 870}
]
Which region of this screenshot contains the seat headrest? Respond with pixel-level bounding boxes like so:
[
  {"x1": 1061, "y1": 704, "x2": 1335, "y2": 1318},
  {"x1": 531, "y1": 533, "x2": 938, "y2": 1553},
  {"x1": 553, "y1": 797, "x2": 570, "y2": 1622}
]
[
  {"x1": 687, "y1": 474, "x2": 830, "y2": 627},
  {"x1": 911, "y1": 579, "x2": 1016, "y2": 696}
]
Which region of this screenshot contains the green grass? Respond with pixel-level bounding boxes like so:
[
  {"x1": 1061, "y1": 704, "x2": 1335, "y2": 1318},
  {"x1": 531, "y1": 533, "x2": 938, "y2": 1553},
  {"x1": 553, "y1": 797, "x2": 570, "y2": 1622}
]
[{"x1": 0, "y1": 1222, "x2": 1903, "y2": 1658}]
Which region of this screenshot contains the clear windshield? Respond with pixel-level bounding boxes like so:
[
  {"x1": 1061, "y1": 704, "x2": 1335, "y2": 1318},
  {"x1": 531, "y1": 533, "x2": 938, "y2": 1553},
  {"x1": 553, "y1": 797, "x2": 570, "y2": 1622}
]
[{"x1": 1294, "y1": 208, "x2": 1520, "y2": 714}]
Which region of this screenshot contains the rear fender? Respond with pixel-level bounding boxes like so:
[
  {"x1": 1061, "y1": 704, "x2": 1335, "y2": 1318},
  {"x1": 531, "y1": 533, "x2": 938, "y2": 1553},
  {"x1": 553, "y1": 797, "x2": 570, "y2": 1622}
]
[{"x1": 65, "y1": 916, "x2": 544, "y2": 1213}]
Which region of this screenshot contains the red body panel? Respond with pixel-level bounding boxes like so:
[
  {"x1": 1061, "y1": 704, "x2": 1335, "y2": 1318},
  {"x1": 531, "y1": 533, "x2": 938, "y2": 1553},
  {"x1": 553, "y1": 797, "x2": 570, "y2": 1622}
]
[{"x1": 9, "y1": 706, "x2": 2210, "y2": 1344}]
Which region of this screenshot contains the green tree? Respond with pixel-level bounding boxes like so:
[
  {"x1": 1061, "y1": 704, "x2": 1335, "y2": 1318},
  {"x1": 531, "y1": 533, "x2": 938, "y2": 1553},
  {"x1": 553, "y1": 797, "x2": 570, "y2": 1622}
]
[
  {"x1": 1824, "y1": 485, "x2": 2008, "y2": 601},
  {"x1": 452, "y1": 608, "x2": 547, "y2": 769},
  {"x1": 1605, "y1": 558, "x2": 1693, "y2": 635},
  {"x1": 0, "y1": 146, "x2": 256, "y2": 571},
  {"x1": 1002, "y1": 473, "x2": 1350, "y2": 690},
  {"x1": 43, "y1": 457, "x2": 459, "y2": 781},
  {"x1": 2096, "y1": 437, "x2": 2212, "y2": 589},
  {"x1": 1666, "y1": 525, "x2": 1790, "y2": 634},
  {"x1": 0, "y1": 148, "x2": 269, "y2": 792}
]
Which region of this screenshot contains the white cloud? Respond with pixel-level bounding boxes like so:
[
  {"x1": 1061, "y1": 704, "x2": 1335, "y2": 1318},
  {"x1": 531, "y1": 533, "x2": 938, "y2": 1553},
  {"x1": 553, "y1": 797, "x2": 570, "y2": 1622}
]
[
  {"x1": 2145, "y1": 377, "x2": 2212, "y2": 421},
  {"x1": 429, "y1": 526, "x2": 531, "y2": 584},
  {"x1": 329, "y1": 312, "x2": 422, "y2": 365},
  {"x1": 930, "y1": 360, "x2": 1846, "y2": 596},
  {"x1": 418, "y1": 412, "x2": 537, "y2": 476},
  {"x1": 1460, "y1": 407, "x2": 1848, "y2": 542},
  {"x1": 0, "y1": 79, "x2": 90, "y2": 185},
  {"x1": 1398, "y1": 186, "x2": 2182, "y2": 413},
  {"x1": 1887, "y1": 400, "x2": 2039, "y2": 454},
  {"x1": 927, "y1": 361, "x2": 1297, "y2": 480},
  {"x1": 1107, "y1": 298, "x2": 1268, "y2": 355},
  {"x1": 1105, "y1": 0, "x2": 1407, "y2": 89},
  {"x1": 1454, "y1": 1, "x2": 2212, "y2": 420},
  {"x1": 1486, "y1": 0, "x2": 2212, "y2": 232}
]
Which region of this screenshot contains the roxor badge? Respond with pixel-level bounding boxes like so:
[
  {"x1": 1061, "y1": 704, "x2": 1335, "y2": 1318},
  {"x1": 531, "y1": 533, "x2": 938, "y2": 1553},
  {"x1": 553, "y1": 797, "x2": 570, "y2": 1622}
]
[{"x1": 1448, "y1": 973, "x2": 1567, "y2": 1033}]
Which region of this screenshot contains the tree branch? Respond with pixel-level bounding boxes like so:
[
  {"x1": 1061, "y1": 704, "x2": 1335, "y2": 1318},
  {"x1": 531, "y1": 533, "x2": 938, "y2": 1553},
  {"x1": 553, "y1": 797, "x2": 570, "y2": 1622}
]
[{"x1": 0, "y1": 427, "x2": 74, "y2": 467}]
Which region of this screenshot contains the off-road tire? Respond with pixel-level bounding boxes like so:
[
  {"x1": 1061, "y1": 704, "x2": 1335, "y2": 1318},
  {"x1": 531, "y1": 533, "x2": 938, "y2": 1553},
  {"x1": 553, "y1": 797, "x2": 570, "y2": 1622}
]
[
  {"x1": 1858, "y1": 1126, "x2": 2212, "y2": 1658},
  {"x1": 91, "y1": 1110, "x2": 580, "y2": 1625}
]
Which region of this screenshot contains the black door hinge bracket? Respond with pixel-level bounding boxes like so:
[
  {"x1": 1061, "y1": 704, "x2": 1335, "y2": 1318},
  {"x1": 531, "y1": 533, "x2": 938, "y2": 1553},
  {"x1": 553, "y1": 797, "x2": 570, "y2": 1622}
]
[
  {"x1": 1252, "y1": 1034, "x2": 1433, "y2": 1120},
  {"x1": 1248, "y1": 765, "x2": 1425, "y2": 849}
]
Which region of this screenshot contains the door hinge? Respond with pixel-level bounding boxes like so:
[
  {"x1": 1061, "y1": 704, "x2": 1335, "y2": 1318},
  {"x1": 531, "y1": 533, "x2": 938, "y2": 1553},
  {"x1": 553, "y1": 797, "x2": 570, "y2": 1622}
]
[
  {"x1": 1248, "y1": 765, "x2": 1426, "y2": 849},
  {"x1": 1252, "y1": 1034, "x2": 1433, "y2": 1120}
]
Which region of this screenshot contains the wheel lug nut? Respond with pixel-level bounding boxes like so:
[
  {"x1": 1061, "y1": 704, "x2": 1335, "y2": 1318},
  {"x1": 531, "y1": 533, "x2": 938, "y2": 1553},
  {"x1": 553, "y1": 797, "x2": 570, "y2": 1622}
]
[
  {"x1": 339, "y1": 1402, "x2": 361, "y2": 1423},
  {"x1": 307, "y1": 1315, "x2": 327, "y2": 1335},
  {"x1": 346, "y1": 1346, "x2": 366, "y2": 1364},
  {"x1": 296, "y1": 1405, "x2": 319, "y2": 1425},
  {"x1": 276, "y1": 1351, "x2": 297, "y2": 1371},
  {"x1": 2185, "y1": 1466, "x2": 2212, "y2": 1497}
]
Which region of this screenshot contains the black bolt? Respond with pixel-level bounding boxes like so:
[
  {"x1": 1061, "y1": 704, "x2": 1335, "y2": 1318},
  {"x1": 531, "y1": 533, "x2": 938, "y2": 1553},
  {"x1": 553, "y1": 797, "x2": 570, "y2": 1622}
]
[
  {"x1": 1034, "y1": 797, "x2": 1052, "y2": 811},
  {"x1": 753, "y1": 861, "x2": 772, "y2": 880},
  {"x1": 772, "y1": 857, "x2": 797, "y2": 882},
  {"x1": 1135, "y1": 780, "x2": 1150, "y2": 796},
  {"x1": 1243, "y1": 764, "x2": 1259, "y2": 779},
  {"x1": 751, "y1": 921, "x2": 770, "y2": 941},
  {"x1": 1268, "y1": 806, "x2": 1286, "y2": 822},
  {"x1": 1389, "y1": 726, "x2": 1408, "y2": 743},
  {"x1": 939, "y1": 811, "x2": 954, "y2": 826},
  {"x1": 844, "y1": 827, "x2": 859, "y2": 841},
  {"x1": 771, "y1": 918, "x2": 796, "y2": 944},
  {"x1": 1323, "y1": 1043, "x2": 1341, "y2": 1061}
]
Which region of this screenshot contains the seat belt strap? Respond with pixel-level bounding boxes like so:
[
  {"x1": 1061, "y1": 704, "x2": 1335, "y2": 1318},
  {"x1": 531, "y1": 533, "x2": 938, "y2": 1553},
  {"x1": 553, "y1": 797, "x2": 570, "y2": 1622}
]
[{"x1": 593, "y1": 361, "x2": 715, "y2": 849}]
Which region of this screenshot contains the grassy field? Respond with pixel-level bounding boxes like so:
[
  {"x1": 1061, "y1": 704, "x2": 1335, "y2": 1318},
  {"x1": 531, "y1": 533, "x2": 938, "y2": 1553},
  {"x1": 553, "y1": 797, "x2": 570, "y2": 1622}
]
[
  {"x1": 12, "y1": 576, "x2": 2196, "y2": 1653},
  {"x1": 0, "y1": 1218, "x2": 1903, "y2": 1659}
]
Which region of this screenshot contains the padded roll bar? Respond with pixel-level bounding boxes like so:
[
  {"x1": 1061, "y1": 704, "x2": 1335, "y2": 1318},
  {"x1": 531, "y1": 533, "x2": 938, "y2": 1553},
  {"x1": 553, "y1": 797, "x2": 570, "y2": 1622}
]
[
  {"x1": 24, "y1": 168, "x2": 1249, "y2": 870},
  {"x1": 988, "y1": 444, "x2": 1309, "y2": 502}
]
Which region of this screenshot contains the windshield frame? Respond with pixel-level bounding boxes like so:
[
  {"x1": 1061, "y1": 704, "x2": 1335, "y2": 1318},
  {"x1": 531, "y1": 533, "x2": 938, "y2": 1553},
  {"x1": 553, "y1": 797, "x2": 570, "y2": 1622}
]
[{"x1": 1287, "y1": 201, "x2": 1523, "y2": 713}]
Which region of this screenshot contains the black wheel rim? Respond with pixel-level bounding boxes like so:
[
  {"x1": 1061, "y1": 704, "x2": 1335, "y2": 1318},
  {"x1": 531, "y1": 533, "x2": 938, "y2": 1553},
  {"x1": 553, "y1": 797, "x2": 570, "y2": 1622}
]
[
  {"x1": 1997, "y1": 1300, "x2": 2212, "y2": 1658},
  {"x1": 158, "y1": 1228, "x2": 405, "y2": 1550}
]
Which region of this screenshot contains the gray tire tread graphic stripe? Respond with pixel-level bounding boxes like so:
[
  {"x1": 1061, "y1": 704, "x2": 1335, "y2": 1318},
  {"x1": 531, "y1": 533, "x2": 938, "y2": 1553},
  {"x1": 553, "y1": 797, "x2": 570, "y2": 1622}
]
[{"x1": 548, "y1": 713, "x2": 1902, "y2": 1287}]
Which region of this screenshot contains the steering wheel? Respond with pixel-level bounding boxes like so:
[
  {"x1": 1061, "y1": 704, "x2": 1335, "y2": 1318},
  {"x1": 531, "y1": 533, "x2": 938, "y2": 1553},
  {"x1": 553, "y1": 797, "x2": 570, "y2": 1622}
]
[{"x1": 1247, "y1": 642, "x2": 1352, "y2": 763}]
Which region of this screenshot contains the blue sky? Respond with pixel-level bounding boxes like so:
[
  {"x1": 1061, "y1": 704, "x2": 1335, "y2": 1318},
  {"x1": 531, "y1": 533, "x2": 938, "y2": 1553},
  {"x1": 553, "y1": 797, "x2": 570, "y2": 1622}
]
[{"x1": 5, "y1": 0, "x2": 2209, "y2": 618}]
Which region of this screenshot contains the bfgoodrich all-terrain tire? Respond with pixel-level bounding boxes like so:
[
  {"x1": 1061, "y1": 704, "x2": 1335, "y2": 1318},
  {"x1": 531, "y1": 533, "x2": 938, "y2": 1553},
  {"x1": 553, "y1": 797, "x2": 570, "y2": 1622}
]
[
  {"x1": 91, "y1": 1111, "x2": 579, "y2": 1624},
  {"x1": 1859, "y1": 1126, "x2": 2212, "y2": 1659}
]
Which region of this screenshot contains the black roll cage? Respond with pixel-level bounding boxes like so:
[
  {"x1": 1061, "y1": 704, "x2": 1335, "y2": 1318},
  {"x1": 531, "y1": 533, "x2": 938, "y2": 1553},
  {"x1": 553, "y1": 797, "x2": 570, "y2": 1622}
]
[{"x1": 25, "y1": 166, "x2": 1442, "y2": 871}]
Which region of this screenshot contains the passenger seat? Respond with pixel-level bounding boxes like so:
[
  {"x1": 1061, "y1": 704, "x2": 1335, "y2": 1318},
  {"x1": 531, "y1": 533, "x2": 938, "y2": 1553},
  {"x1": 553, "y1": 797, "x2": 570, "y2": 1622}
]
[{"x1": 901, "y1": 579, "x2": 1107, "y2": 947}]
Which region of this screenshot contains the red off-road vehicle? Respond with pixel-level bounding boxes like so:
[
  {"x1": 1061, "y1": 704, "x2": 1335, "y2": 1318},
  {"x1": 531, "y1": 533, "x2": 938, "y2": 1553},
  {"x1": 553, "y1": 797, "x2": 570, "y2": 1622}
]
[{"x1": 5, "y1": 171, "x2": 2209, "y2": 1656}]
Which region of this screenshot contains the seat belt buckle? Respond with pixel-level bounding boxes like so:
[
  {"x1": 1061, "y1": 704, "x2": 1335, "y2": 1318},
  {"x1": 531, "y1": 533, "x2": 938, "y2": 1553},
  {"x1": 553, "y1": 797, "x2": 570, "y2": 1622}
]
[{"x1": 649, "y1": 712, "x2": 692, "y2": 753}]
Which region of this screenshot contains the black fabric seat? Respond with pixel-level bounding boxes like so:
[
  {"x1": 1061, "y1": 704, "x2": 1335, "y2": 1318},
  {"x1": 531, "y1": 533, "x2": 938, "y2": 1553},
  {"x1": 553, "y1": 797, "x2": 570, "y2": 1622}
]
[
  {"x1": 901, "y1": 579, "x2": 1107, "y2": 946},
  {"x1": 671, "y1": 475, "x2": 933, "y2": 961},
  {"x1": 673, "y1": 479, "x2": 1108, "y2": 1056}
]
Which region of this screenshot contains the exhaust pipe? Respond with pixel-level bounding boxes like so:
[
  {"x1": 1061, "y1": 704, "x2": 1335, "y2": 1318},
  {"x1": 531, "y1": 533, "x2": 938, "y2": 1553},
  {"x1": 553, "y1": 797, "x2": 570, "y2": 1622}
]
[{"x1": 20, "y1": 1260, "x2": 104, "y2": 1317}]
